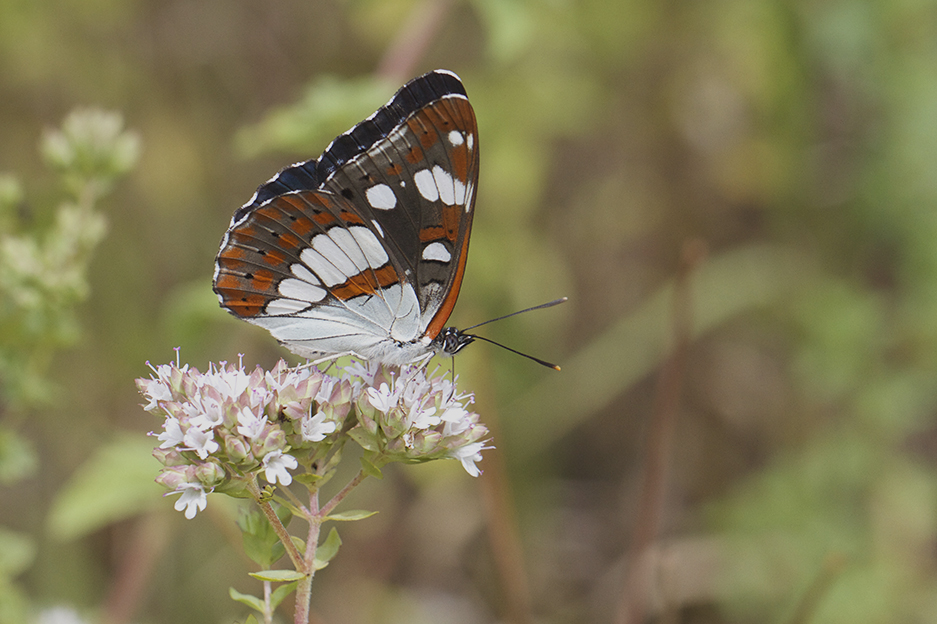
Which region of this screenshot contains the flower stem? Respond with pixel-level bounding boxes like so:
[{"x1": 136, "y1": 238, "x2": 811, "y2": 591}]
[
  {"x1": 319, "y1": 469, "x2": 367, "y2": 517},
  {"x1": 247, "y1": 479, "x2": 306, "y2": 572},
  {"x1": 263, "y1": 580, "x2": 273, "y2": 624},
  {"x1": 294, "y1": 490, "x2": 321, "y2": 624}
]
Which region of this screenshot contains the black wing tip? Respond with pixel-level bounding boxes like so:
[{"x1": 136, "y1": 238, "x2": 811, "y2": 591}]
[{"x1": 237, "y1": 69, "x2": 470, "y2": 219}]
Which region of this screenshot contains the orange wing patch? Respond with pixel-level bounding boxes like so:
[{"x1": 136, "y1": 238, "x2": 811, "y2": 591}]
[{"x1": 331, "y1": 264, "x2": 400, "y2": 300}]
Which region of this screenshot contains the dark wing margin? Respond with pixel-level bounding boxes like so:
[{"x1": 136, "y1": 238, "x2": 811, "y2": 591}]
[{"x1": 231, "y1": 70, "x2": 468, "y2": 224}]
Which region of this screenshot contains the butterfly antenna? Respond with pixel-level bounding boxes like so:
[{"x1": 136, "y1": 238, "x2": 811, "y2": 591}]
[
  {"x1": 463, "y1": 333, "x2": 561, "y2": 371},
  {"x1": 460, "y1": 297, "x2": 568, "y2": 332}
]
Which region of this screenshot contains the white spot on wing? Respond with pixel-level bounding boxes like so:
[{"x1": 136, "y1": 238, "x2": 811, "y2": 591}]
[
  {"x1": 371, "y1": 219, "x2": 384, "y2": 237},
  {"x1": 414, "y1": 169, "x2": 439, "y2": 202},
  {"x1": 422, "y1": 242, "x2": 451, "y2": 262},
  {"x1": 290, "y1": 263, "x2": 320, "y2": 284},
  {"x1": 266, "y1": 298, "x2": 312, "y2": 315},
  {"x1": 365, "y1": 184, "x2": 397, "y2": 210},
  {"x1": 278, "y1": 278, "x2": 327, "y2": 302},
  {"x1": 467, "y1": 134, "x2": 474, "y2": 150},
  {"x1": 312, "y1": 233, "x2": 358, "y2": 276},
  {"x1": 432, "y1": 166, "x2": 456, "y2": 205},
  {"x1": 448, "y1": 130, "x2": 464, "y2": 146},
  {"x1": 300, "y1": 247, "x2": 346, "y2": 286},
  {"x1": 327, "y1": 228, "x2": 369, "y2": 271},
  {"x1": 349, "y1": 226, "x2": 389, "y2": 267}
]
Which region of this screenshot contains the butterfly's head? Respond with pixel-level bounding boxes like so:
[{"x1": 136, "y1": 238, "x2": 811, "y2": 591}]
[{"x1": 434, "y1": 327, "x2": 476, "y2": 357}]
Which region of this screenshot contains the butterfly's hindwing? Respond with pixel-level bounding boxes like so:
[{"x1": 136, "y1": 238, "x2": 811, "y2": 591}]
[{"x1": 213, "y1": 70, "x2": 478, "y2": 365}]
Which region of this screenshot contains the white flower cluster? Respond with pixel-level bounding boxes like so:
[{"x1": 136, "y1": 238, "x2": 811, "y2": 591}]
[{"x1": 137, "y1": 358, "x2": 490, "y2": 518}]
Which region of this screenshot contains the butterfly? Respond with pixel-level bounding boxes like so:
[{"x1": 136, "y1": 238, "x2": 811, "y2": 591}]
[{"x1": 213, "y1": 69, "x2": 483, "y2": 367}]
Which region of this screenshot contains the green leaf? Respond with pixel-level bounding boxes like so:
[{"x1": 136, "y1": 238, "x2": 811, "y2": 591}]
[
  {"x1": 275, "y1": 503, "x2": 294, "y2": 526},
  {"x1": 239, "y1": 509, "x2": 277, "y2": 568},
  {"x1": 293, "y1": 472, "x2": 322, "y2": 486},
  {"x1": 249, "y1": 569, "x2": 306, "y2": 582},
  {"x1": 313, "y1": 527, "x2": 342, "y2": 569},
  {"x1": 359, "y1": 456, "x2": 383, "y2": 479},
  {"x1": 325, "y1": 509, "x2": 377, "y2": 522},
  {"x1": 0, "y1": 426, "x2": 38, "y2": 485},
  {"x1": 290, "y1": 535, "x2": 306, "y2": 555},
  {"x1": 347, "y1": 427, "x2": 376, "y2": 451},
  {"x1": 243, "y1": 616, "x2": 259, "y2": 624},
  {"x1": 229, "y1": 588, "x2": 264, "y2": 613},
  {"x1": 214, "y1": 479, "x2": 252, "y2": 498},
  {"x1": 0, "y1": 528, "x2": 36, "y2": 576},
  {"x1": 48, "y1": 434, "x2": 164, "y2": 540},
  {"x1": 270, "y1": 581, "x2": 298, "y2": 610},
  {"x1": 235, "y1": 75, "x2": 393, "y2": 157}
]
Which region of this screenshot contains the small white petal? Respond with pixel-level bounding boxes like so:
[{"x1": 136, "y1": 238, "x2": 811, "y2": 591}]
[
  {"x1": 301, "y1": 411, "x2": 337, "y2": 442},
  {"x1": 236, "y1": 407, "x2": 267, "y2": 440},
  {"x1": 183, "y1": 427, "x2": 219, "y2": 459},
  {"x1": 158, "y1": 417, "x2": 185, "y2": 448},
  {"x1": 173, "y1": 483, "x2": 208, "y2": 519},
  {"x1": 262, "y1": 450, "x2": 298, "y2": 486},
  {"x1": 367, "y1": 383, "x2": 397, "y2": 413}
]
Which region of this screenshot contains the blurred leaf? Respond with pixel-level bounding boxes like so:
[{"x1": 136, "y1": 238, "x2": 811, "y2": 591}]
[
  {"x1": 313, "y1": 527, "x2": 341, "y2": 570},
  {"x1": 0, "y1": 527, "x2": 36, "y2": 577},
  {"x1": 506, "y1": 244, "x2": 817, "y2": 461},
  {"x1": 270, "y1": 581, "x2": 298, "y2": 610},
  {"x1": 229, "y1": 588, "x2": 264, "y2": 613},
  {"x1": 290, "y1": 535, "x2": 306, "y2": 556},
  {"x1": 471, "y1": 0, "x2": 535, "y2": 63},
  {"x1": 248, "y1": 569, "x2": 305, "y2": 582},
  {"x1": 360, "y1": 455, "x2": 384, "y2": 479},
  {"x1": 0, "y1": 426, "x2": 37, "y2": 484},
  {"x1": 48, "y1": 434, "x2": 162, "y2": 540},
  {"x1": 238, "y1": 505, "x2": 292, "y2": 568},
  {"x1": 235, "y1": 75, "x2": 396, "y2": 157},
  {"x1": 324, "y1": 509, "x2": 377, "y2": 522}
]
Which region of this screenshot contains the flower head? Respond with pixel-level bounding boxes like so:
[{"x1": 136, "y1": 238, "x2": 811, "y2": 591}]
[{"x1": 138, "y1": 357, "x2": 490, "y2": 518}]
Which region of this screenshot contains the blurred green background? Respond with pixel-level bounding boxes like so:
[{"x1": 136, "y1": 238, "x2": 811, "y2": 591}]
[{"x1": 2, "y1": 0, "x2": 937, "y2": 622}]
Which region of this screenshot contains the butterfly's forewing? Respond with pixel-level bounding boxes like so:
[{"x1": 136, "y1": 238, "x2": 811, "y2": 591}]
[
  {"x1": 320, "y1": 91, "x2": 478, "y2": 339},
  {"x1": 212, "y1": 70, "x2": 479, "y2": 364}
]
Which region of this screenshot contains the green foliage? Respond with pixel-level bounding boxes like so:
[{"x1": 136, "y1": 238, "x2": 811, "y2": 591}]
[
  {"x1": 229, "y1": 587, "x2": 265, "y2": 614},
  {"x1": 324, "y1": 509, "x2": 377, "y2": 522},
  {"x1": 48, "y1": 434, "x2": 163, "y2": 540},
  {"x1": 238, "y1": 506, "x2": 291, "y2": 568},
  {"x1": 0, "y1": 109, "x2": 137, "y2": 408},
  {"x1": 248, "y1": 570, "x2": 306, "y2": 582},
  {"x1": 0, "y1": 107, "x2": 136, "y2": 623},
  {"x1": 313, "y1": 527, "x2": 342, "y2": 570}
]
